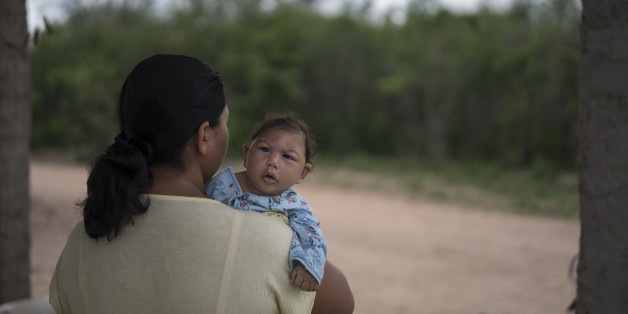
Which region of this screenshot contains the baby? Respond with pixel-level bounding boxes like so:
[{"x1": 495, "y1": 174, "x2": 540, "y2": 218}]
[{"x1": 205, "y1": 113, "x2": 326, "y2": 292}]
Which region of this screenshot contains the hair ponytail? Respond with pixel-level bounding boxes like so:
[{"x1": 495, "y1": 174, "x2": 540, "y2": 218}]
[{"x1": 80, "y1": 134, "x2": 153, "y2": 240}]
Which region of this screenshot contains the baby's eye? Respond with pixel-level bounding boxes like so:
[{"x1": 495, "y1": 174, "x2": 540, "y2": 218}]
[
  {"x1": 259, "y1": 147, "x2": 270, "y2": 152},
  {"x1": 283, "y1": 154, "x2": 294, "y2": 160}
]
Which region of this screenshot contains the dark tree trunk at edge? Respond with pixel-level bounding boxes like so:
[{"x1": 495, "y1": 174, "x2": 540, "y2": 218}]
[
  {"x1": 577, "y1": 0, "x2": 628, "y2": 313},
  {"x1": 0, "y1": 0, "x2": 31, "y2": 303}
]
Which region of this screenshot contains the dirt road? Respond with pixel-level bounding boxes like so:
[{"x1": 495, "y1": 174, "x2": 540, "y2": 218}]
[{"x1": 30, "y1": 160, "x2": 580, "y2": 313}]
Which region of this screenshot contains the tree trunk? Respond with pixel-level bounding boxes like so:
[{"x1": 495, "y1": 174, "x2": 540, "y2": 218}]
[
  {"x1": 0, "y1": 0, "x2": 31, "y2": 303},
  {"x1": 577, "y1": 0, "x2": 628, "y2": 313}
]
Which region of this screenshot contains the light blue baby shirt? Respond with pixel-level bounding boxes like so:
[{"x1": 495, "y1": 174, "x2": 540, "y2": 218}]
[{"x1": 205, "y1": 167, "x2": 327, "y2": 284}]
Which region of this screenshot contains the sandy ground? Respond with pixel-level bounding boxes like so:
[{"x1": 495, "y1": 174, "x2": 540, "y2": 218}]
[{"x1": 30, "y1": 160, "x2": 580, "y2": 314}]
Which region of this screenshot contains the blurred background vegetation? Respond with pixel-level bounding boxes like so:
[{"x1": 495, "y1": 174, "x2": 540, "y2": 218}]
[{"x1": 30, "y1": 0, "x2": 581, "y2": 217}]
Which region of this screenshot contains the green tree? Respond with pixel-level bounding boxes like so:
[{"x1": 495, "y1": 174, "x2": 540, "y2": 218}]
[{"x1": 29, "y1": 0, "x2": 581, "y2": 170}]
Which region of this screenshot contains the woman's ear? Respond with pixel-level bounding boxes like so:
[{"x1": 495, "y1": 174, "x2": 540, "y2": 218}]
[
  {"x1": 195, "y1": 121, "x2": 211, "y2": 156},
  {"x1": 296, "y1": 163, "x2": 313, "y2": 184}
]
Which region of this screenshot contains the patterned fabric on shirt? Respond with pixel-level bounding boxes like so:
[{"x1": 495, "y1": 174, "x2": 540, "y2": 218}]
[{"x1": 205, "y1": 167, "x2": 327, "y2": 284}]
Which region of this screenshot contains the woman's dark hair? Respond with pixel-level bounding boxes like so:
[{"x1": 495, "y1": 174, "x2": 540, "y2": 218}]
[
  {"x1": 250, "y1": 112, "x2": 317, "y2": 164},
  {"x1": 80, "y1": 54, "x2": 226, "y2": 240}
]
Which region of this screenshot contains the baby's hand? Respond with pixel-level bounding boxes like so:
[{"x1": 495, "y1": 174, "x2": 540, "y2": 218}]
[{"x1": 290, "y1": 263, "x2": 319, "y2": 292}]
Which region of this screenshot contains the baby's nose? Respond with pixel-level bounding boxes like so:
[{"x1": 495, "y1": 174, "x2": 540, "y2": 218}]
[{"x1": 267, "y1": 154, "x2": 280, "y2": 167}]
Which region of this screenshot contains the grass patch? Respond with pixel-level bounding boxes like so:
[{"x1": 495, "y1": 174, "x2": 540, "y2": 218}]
[{"x1": 310, "y1": 155, "x2": 579, "y2": 219}]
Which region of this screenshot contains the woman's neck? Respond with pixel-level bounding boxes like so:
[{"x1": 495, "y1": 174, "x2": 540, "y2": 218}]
[{"x1": 148, "y1": 165, "x2": 206, "y2": 198}]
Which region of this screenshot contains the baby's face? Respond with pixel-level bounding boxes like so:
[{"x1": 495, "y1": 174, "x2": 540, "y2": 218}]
[{"x1": 242, "y1": 127, "x2": 312, "y2": 196}]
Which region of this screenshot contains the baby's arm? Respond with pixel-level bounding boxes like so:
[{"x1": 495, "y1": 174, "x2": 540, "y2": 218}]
[
  {"x1": 282, "y1": 191, "x2": 327, "y2": 288},
  {"x1": 290, "y1": 262, "x2": 320, "y2": 291},
  {"x1": 287, "y1": 224, "x2": 326, "y2": 291}
]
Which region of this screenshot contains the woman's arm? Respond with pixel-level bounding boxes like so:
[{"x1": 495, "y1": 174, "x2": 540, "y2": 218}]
[{"x1": 312, "y1": 260, "x2": 355, "y2": 314}]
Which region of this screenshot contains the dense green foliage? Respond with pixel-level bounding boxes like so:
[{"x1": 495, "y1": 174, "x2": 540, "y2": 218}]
[{"x1": 31, "y1": 0, "x2": 580, "y2": 169}]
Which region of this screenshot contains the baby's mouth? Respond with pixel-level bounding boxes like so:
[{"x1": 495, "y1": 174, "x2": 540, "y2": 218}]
[{"x1": 263, "y1": 173, "x2": 277, "y2": 183}]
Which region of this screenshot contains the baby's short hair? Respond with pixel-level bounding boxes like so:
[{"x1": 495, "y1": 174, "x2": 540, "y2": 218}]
[{"x1": 250, "y1": 112, "x2": 317, "y2": 164}]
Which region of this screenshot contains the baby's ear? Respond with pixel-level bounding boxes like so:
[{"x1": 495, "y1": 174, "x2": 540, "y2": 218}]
[
  {"x1": 242, "y1": 143, "x2": 250, "y2": 168},
  {"x1": 296, "y1": 163, "x2": 313, "y2": 184}
]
